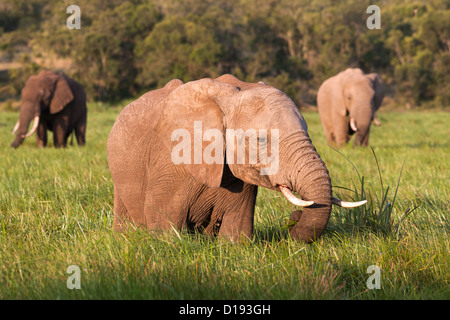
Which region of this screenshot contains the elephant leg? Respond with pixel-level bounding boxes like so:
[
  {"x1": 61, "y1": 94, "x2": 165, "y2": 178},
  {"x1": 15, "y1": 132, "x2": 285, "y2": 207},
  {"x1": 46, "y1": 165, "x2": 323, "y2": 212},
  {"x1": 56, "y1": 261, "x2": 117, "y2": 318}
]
[
  {"x1": 319, "y1": 114, "x2": 335, "y2": 146},
  {"x1": 325, "y1": 130, "x2": 335, "y2": 146},
  {"x1": 216, "y1": 184, "x2": 258, "y2": 242},
  {"x1": 113, "y1": 188, "x2": 132, "y2": 232},
  {"x1": 143, "y1": 192, "x2": 188, "y2": 235},
  {"x1": 36, "y1": 121, "x2": 47, "y2": 148},
  {"x1": 333, "y1": 115, "x2": 349, "y2": 147},
  {"x1": 75, "y1": 113, "x2": 87, "y2": 146},
  {"x1": 337, "y1": 135, "x2": 350, "y2": 147},
  {"x1": 65, "y1": 130, "x2": 73, "y2": 145},
  {"x1": 53, "y1": 120, "x2": 67, "y2": 148}
]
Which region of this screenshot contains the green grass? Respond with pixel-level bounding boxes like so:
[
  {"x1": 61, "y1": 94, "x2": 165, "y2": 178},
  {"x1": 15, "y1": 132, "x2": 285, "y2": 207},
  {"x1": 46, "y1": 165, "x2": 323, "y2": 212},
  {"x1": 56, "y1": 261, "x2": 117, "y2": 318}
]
[{"x1": 0, "y1": 107, "x2": 448, "y2": 299}]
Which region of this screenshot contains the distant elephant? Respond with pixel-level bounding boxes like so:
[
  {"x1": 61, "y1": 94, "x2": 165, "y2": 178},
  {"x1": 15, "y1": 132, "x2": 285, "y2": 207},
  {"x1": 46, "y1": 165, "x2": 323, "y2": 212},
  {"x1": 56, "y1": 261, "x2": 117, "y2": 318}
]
[
  {"x1": 11, "y1": 70, "x2": 87, "y2": 148},
  {"x1": 317, "y1": 68, "x2": 384, "y2": 147},
  {"x1": 107, "y1": 74, "x2": 365, "y2": 243}
]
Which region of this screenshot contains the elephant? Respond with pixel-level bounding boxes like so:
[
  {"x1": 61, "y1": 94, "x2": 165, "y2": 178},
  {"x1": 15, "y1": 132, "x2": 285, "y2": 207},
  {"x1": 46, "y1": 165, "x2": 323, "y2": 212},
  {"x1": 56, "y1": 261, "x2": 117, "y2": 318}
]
[
  {"x1": 107, "y1": 74, "x2": 366, "y2": 243},
  {"x1": 317, "y1": 68, "x2": 384, "y2": 147},
  {"x1": 11, "y1": 70, "x2": 87, "y2": 149}
]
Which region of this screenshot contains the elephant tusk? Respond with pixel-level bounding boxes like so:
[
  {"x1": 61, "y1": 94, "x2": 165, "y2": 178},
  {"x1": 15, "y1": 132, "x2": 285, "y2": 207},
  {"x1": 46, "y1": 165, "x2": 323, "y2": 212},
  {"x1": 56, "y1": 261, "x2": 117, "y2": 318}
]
[
  {"x1": 22, "y1": 116, "x2": 39, "y2": 138},
  {"x1": 350, "y1": 118, "x2": 358, "y2": 132},
  {"x1": 12, "y1": 121, "x2": 20, "y2": 135},
  {"x1": 331, "y1": 196, "x2": 367, "y2": 208},
  {"x1": 279, "y1": 185, "x2": 314, "y2": 207}
]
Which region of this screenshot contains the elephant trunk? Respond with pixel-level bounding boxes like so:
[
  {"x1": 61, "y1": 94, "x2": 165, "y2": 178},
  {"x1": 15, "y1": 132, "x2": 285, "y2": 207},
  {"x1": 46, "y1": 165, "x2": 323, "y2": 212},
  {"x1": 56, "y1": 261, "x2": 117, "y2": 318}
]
[
  {"x1": 279, "y1": 135, "x2": 332, "y2": 243},
  {"x1": 289, "y1": 170, "x2": 332, "y2": 243},
  {"x1": 11, "y1": 102, "x2": 39, "y2": 149},
  {"x1": 350, "y1": 101, "x2": 373, "y2": 147},
  {"x1": 352, "y1": 121, "x2": 370, "y2": 147}
]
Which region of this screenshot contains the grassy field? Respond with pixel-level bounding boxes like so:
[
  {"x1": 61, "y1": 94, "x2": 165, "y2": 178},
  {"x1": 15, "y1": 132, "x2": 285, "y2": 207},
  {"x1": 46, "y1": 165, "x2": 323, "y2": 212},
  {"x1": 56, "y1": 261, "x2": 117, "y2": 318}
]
[{"x1": 0, "y1": 105, "x2": 448, "y2": 300}]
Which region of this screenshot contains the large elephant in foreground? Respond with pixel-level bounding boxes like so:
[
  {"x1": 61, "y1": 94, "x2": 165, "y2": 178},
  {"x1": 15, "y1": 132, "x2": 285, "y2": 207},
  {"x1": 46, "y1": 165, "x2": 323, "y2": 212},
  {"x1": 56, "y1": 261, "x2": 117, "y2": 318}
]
[
  {"x1": 11, "y1": 70, "x2": 87, "y2": 148},
  {"x1": 107, "y1": 74, "x2": 365, "y2": 243},
  {"x1": 317, "y1": 68, "x2": 384, "y2": 147}
]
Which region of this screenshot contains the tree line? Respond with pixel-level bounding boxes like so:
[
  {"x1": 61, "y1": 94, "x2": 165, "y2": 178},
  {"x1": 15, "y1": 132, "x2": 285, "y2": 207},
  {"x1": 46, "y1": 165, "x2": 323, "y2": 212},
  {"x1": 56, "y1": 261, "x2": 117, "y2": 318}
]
[{"x1": 1, "y1": 0, "x2": 449, "y2": 109}]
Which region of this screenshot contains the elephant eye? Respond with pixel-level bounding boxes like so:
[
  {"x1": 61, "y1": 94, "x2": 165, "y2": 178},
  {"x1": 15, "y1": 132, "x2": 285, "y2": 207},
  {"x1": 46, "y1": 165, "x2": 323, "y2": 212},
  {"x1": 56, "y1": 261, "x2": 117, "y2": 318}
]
[{"x1": 258, "y1": 137, "x2": 267, "y2": 145}]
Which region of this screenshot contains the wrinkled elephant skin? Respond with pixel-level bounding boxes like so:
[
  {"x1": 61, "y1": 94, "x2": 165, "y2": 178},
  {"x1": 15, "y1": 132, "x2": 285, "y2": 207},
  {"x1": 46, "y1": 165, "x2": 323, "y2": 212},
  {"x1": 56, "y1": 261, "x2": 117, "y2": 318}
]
[{"x1": 107, "y1": 75, "x2": 365, "y2": 242}]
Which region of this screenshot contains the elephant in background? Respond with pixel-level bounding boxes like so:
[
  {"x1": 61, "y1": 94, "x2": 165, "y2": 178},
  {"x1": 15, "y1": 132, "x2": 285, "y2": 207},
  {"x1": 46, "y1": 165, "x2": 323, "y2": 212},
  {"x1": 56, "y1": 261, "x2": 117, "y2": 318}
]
[
  {"x1": 11, "y1": 70, "x2": 87, "y2": 149},
  {"x1": 317, "y1": 68, "x2": 384, "y2": 147},
  {"x1": 107, "y1": 74, "x2": 365, "y2": 243}
]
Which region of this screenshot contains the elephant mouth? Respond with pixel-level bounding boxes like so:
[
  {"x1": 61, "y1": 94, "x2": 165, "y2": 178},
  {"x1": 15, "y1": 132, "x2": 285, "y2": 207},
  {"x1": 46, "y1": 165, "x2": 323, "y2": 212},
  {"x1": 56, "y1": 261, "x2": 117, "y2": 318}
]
[{"x1": 278, "y1": 184, "x2": 367, "y2": 208}]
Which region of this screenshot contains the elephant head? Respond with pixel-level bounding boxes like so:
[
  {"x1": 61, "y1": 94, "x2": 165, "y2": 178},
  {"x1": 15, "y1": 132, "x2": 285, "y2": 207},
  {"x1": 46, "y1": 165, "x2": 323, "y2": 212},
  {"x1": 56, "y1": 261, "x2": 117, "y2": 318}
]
[
  {"x1": 340, "y1": 68, "x2": 384, "y2": 147},
  {"x1": 154, "y1": 75, "x2": 365, "y2": 242},
  {"x1": 11, "y1": 70, "x2": 74, "y2": 148}
]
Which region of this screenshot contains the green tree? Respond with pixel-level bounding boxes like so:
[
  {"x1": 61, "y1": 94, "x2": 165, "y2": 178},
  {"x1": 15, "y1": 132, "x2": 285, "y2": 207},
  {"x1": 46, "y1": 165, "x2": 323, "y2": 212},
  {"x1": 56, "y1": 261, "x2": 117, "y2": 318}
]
[
  {"x1": 135, "y1": 15, "x2": 222, "y2": 88},
  {"x1": 1, "y1": 0, "x2": 449, "y2": 108},
  {"x1": 34, "y1": 0, "x2": 161, "y2": 100}
]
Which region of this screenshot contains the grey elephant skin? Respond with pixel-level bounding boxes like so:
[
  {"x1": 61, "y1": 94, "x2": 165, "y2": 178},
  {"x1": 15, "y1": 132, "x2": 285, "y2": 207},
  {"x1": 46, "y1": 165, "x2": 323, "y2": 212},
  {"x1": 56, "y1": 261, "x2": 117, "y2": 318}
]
[
  {"x1": 107, "y1": 75, "x2": 363, "y2": 243},
  {"x1": 11, "y1": 70, "x2": 87, "y2": 149},
  {"x1": 317, "y1": 68, "x2": 384, "y2": 147}
]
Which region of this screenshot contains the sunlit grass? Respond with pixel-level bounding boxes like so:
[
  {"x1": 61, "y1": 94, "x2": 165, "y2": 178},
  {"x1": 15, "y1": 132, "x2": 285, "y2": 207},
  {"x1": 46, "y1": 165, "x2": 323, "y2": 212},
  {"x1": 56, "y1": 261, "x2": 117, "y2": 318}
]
[{"x1": 0, "y1": 108, "x2": 448, "y2": 299}]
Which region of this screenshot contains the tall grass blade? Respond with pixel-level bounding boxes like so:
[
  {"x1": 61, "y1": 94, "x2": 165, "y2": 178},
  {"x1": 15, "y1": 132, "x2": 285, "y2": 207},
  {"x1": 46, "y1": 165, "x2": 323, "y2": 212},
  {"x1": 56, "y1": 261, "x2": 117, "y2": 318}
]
[{"x1": 329, "y1": 146, "x2": 362, "y2": 184}]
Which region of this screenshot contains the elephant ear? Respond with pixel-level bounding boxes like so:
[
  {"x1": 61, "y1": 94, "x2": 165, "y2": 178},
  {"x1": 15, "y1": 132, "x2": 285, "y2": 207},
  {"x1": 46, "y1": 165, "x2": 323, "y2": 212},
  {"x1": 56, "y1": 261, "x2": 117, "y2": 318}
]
[
  {"x1": 155, "y1": 78, "x2": 240, "y2": 188},
  {"x1": 367, "y1": 73, "x2": 384, "y2": 111},
  {"x1": 49, "y1": 75, "x2": 74, "y2": 114}
]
